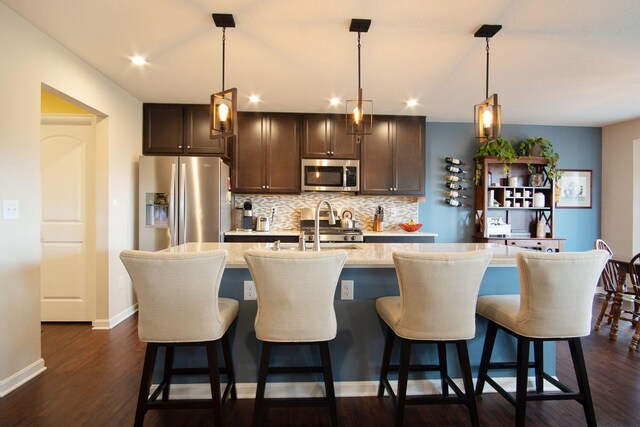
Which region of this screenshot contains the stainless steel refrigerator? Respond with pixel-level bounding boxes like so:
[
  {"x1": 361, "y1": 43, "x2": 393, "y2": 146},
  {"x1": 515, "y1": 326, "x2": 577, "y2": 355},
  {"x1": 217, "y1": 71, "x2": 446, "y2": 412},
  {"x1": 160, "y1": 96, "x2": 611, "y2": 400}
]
[{"x1": 138, "y1": 156, "x2": 231, "y2": 251}]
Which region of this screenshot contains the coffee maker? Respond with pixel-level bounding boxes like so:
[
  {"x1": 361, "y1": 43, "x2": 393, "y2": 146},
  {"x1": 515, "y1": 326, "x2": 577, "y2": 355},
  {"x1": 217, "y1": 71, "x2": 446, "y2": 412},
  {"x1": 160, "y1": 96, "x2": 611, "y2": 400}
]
[{"x1": 243, "y1": 200, "x2": 253, "y2": 231}]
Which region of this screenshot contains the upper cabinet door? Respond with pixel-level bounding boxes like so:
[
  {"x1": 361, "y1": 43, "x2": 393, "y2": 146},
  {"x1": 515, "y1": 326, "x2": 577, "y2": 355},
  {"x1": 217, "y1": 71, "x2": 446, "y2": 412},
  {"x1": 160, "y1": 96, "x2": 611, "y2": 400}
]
[
  {"x1": 302, "y1": 114, "x2": 358, "y2": 159},
  {"x1": 184, "y1": 105, "x2": 229, "y2": 157},
  {"x1": 232, "y1": 112, "x2": 265, "y2": 193},
  {"x1": 266, "y1": 114, "x2": 301, "y2": 193},
  {"x1": 393, "y1": 116, "x2": 425, "y2": 195},
  {"x1": 360, "y1": 117, "x2": 394, "y2": 194},
  {"x1": 143, "y1": 104, "x2": 184, "y2": 155}
]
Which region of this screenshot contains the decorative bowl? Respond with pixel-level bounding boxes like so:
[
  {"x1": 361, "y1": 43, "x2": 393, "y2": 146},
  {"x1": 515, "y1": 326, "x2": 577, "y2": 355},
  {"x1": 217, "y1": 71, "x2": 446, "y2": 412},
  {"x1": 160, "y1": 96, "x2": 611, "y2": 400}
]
[{"x1": 399, "y1": 223, "x2": 423, "y2": 232}]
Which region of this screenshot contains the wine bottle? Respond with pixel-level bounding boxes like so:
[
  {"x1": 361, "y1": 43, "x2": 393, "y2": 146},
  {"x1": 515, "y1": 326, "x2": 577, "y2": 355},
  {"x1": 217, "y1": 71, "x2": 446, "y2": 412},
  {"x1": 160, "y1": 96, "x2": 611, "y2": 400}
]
[
  {"x1": 445, "y1": 165, "x2": 467, "y2": 174},
  {"x1": 446, "y1": 175, "x2": 466, "y2": 182},
  {"x1": 445, "y1": 198, "x2": 465, "y2": 207},
  {"x1": 444, "y1": 190, "x2": 468, "y2": 199},
  {"x1": 445, "y1": 182, "x2": 466, "y2": 190},
  {"x1": 445, "y1": 157, "x2": 466, "y2": 165}
]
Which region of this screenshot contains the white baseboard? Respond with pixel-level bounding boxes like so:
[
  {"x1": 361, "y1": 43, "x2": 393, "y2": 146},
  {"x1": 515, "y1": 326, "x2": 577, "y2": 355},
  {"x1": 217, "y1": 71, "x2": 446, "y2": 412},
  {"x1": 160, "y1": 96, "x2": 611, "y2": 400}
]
[
  {"x1": 92, "y1": 304, "x2": 138, "y2": 330},
  {"x1": 0, "y1": 358, "x2": 46, "y2": 397},
  {"x1": 151, "y1": 376, "x2": 560, "y2": 400}
]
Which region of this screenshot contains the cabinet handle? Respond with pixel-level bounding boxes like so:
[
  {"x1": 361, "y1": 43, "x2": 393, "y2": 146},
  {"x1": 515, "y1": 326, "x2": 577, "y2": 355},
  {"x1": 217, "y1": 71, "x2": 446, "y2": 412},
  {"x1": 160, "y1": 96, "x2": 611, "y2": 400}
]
[
  {"x1": 326, "y1": 151, "x2": 331, "y2": 155},
  {"x1": 266, "y1": 185, "x2": 270, "y2": 189},
  {"x1": 330, "y1": 151, "x2": 334, "y2": 155},
  {"x1": 178, "y1": 145, "x2": 182, "y2": 149},
  {"x1": 187, "y1": 145, "x2": 191, "y2": 149},
  {"x1": 262, "y1": 185, "x2": 265, "y2": 189}
]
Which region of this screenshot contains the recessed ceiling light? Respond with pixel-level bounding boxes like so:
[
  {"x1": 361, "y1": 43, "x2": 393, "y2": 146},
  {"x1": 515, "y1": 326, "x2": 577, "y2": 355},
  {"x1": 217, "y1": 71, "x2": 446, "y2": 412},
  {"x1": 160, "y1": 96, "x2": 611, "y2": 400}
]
[
  {"x1": 130, "y1": 55, "x2": 146, "y2": 65},
  {"x1": 407, "y1": 99, "x2": 418, "y2": 107},
  {"x1": 330, "y1": 98, "x2": 341, "y2": 106},
  {"x1": 249, "y1": 95, "x2": 260, "y2": 103}
]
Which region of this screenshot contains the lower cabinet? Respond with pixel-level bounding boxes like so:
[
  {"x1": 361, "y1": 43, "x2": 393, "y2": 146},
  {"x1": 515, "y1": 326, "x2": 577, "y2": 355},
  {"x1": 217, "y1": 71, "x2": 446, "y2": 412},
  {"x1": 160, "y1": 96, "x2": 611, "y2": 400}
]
[
  {"x1": 364, "y1": 235, "x2": 435, "y2": 243},
  {"x1": 473, "y1": 236, "x2": 565, "y2": 252},
  {"x1": 224, "y1": 235, "x2": 298, "y2": 243}
]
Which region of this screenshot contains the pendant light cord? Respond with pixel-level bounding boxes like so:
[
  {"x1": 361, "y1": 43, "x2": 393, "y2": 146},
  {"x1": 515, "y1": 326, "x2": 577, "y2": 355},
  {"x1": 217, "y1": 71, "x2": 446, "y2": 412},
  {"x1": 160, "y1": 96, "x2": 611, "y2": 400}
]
[
  {"x1": 357, "y1": 32, "x2": 362, "y2": 90},
  {"x1": 222, "y1": 27, "x2": 226, "y2": 91},
  {"x1": 485, "y1": 37, "x2": 490, "y2": 99}
]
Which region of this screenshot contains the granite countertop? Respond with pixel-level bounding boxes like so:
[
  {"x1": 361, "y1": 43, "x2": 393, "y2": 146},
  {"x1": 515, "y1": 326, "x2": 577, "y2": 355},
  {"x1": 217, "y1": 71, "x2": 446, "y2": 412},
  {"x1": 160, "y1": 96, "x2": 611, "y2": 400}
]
[
  {"x1": 164, "y1": 242, "x2": 523, "y2": 268},
  {"x1": 225, "y1": 229, "x2": 438, "y2": 237}
]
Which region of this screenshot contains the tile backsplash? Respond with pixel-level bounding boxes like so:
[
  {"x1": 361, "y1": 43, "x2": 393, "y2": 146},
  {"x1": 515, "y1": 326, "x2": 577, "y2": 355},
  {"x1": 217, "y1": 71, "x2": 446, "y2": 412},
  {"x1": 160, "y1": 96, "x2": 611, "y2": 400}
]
[{"x1": 233, "y1": 193, "x2": 419, "y2": 231}]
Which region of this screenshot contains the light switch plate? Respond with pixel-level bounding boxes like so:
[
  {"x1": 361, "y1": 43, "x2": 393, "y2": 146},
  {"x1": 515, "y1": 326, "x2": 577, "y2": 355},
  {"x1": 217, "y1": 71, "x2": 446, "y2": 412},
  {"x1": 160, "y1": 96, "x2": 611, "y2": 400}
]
[{"x1": 2, "y1": 200, "x2": 19, "y2": 220}]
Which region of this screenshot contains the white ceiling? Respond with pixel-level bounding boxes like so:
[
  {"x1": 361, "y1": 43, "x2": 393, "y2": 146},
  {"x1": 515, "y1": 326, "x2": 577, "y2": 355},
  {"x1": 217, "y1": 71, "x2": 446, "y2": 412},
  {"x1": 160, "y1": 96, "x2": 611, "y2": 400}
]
[{"x1": 4, "y1": 0, "x2": 640, "y2": 127}]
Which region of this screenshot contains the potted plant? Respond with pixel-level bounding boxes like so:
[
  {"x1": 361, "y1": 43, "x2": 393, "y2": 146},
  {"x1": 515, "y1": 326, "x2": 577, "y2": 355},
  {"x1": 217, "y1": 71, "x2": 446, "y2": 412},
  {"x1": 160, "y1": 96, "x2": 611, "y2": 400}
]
[
  {"x1": 473, "y1": 137, "x2": 519, "y2": 185},
  {"x1": 516, "y1": 137, "x2": 562, "y2": 181}
]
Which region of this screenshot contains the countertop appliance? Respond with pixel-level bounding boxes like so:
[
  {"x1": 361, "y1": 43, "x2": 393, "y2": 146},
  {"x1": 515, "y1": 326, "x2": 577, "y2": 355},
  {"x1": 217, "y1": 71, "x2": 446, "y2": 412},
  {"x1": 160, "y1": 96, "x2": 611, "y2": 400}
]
[
  {"x1": 301, "y1": 159, "x2": 359, "y2": 192},
  {"x1": 256, "y1": 215, "x2": 270, "y2": 232},
  {"x1": 139, "y1": 156, "x2": 231, "y2": 251},
  {"x1": 243, "y1": 200, "x2": 253, "y2": 231},
  {"x1": 299, "y1": 207, "x2": 363, "y2": 243}
]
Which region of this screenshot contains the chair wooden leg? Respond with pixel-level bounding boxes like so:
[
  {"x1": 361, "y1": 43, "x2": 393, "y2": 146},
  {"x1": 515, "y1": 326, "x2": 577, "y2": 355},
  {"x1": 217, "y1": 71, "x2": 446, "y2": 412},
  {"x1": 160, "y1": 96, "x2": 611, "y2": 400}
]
[
  {"x1": 631, "y1": 322, "x2": 640, "y2": 352},
  {"x1": 253, "y1": 341, "x2": 271, "y2": 427},
  {"x1": 206, "y1": 341, "x2": 223, "y2": 427},
  {"x1": 135, "y1": 343, "x2": 158, "y2": 427},
  {"x1": 437, "y1": 342, "x2": 449, "y2": 397},
  {"x1": 515, "y1": 337, "x2": 530, "y2": 427},
  {"x1": 221, "y1": 331, "x2": 237, "y2": 400},
  {"x1": 534, "y1": 341, "x2": 544, "y2": 393},
  {"x1": 378, "y1": 326, "x2": 395, "y2": 397},
  {"x1": 162, "y1": 345, "x2": 174, "y2": 401},
  {"x1": 395, "y1": 339, "x2": 411, "y2": 427},
  {"x1": 569, "y1": 338, "x2": 597, "y2": 427},
  {"x1": 475, "y1": 320, "x2": 498, "y2": 395},
  {"x1": 456, "y1": 341, "x2": 479, "y2": 427},
  {"x1": 319, "y1": 342, "x2": 338, "y2": 427},
  {"x1": 594, "y1": 293, "x2": 611, "y2": 331}
]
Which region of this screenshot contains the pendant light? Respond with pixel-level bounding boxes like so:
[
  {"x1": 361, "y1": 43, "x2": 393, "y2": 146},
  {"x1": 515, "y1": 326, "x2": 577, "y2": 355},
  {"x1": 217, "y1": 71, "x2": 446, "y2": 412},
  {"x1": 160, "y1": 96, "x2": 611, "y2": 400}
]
[
  {"x1": 346, "y1": 18, "x2": 373, "y2": 141},
  {"x1": 210, "y1": 13, "x2": 237, "y2": 140},
  {"x1": 474, "y1": 24, "x2": 502, "y2": 142}
]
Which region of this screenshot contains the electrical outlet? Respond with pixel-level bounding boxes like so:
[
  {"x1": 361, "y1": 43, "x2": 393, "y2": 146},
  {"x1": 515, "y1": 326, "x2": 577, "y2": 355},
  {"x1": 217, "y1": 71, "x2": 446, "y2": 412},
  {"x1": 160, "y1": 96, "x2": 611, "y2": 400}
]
[
  {"x1": 341, "y1": 280, "x2": 354, "y2": 300},
  {"x1": 244, "y1": 280, "x2": 256, "y2": 300},
  {"x1": 271, "y1": 207, "x2": 276, "y2": 216}
]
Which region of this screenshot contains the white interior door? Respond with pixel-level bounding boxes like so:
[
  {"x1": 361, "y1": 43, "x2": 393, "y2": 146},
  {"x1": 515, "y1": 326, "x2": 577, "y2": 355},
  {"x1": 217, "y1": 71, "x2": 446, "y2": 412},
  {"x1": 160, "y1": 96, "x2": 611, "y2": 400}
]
[{"x1": 40, "y1": 115, "x2": 95, "y2": 321}]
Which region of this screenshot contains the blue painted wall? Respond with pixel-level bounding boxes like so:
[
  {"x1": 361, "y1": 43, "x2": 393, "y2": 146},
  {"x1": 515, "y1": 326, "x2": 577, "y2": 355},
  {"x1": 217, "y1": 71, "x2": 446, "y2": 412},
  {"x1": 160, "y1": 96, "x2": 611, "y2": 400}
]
[{"x1": 421, "y1": 122, "x2": 602, "y2": 251}]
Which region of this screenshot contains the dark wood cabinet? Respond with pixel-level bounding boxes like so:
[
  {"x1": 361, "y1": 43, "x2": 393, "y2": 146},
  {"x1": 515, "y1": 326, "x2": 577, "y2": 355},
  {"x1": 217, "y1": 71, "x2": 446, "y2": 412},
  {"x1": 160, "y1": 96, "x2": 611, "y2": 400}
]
[
  {"x1": 232, "y1": 112, "x2": 301, "y2": 194},
  {"x1": 143, "y1": 103, "x2": 229, "y2": 158},
  {"x1": 302, "y1": 114, "x2": 359, "y2": 159},
  {"x1": 360, "y1": 115, "x2": 425, "y2": 195}
]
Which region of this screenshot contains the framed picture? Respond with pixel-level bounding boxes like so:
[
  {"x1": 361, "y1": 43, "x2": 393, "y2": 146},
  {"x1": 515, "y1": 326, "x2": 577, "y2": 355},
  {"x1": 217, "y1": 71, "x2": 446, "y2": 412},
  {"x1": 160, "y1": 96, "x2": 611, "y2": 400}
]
[{"x1": 556, "y1": 170, "x2": 592, "y2": 208}]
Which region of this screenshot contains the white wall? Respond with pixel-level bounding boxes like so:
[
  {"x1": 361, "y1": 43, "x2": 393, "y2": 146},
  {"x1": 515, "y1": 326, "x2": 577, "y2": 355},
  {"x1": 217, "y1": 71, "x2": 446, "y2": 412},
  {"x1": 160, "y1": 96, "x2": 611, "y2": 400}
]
[
  {"x1": 0, "y1": 2, "x2": 141, "y2": 391},
  {"x1": 602, "y1": 118, "x2": 640, "y2": 254},
  {"x1": 634, "y1": 139, "x2": 640, "y2": 253}
]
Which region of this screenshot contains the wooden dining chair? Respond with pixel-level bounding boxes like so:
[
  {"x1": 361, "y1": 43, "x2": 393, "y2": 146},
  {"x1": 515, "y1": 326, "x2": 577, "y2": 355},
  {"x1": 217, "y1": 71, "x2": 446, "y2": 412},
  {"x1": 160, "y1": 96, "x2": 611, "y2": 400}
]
[
  {"x1": 593, "y1": 239, "x2": 617, "y2": 330},
  {"x1": 626, "y1": 253, "x2": 640, "y2": 351}
]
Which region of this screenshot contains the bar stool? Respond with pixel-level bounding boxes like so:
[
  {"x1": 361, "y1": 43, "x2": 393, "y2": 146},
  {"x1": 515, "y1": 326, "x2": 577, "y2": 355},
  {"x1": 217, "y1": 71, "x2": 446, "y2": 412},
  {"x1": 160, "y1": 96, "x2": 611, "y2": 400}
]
[
  {"x1": 120, "y1": 250, "x2": 239, "y2": 427},
  {"x1": 244, "y1": 249, "x2": 347, "y2": 427},
  {"x1": 475, "y1": 250, "x2": 608, "y2": 427},
  {"x1": 376, "y1": 250, "x2": 492, "y2": 427}
]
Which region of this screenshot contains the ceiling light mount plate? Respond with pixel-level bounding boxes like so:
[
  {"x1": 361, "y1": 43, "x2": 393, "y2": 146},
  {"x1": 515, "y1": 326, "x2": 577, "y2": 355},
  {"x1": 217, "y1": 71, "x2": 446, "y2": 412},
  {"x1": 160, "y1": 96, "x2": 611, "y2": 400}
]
[
  {"x1": 212, "y1": 13, "x2": 235, "y2": 28},
  {"x1": 349, "y1": 19, "x2": 371, "y2": 33},
  {"x1": 474, "y1": 24, "x2": 502, "y2": 38}
]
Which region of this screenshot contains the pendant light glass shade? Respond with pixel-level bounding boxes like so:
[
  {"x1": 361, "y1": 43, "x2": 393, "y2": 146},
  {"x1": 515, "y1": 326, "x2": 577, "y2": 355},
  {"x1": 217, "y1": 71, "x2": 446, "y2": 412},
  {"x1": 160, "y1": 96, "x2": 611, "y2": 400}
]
[
  {"x1": 474, "y1": 94, "x2": 501, "y2": 141},
  {"x1": 474, "y1": 24, "x2": 502, "y2": 142},
  {"x1": 210, "y1": 13, "x2": 237, "y2": 140},
  {"x1": 346, "y1": 19, "x2": 373, "y2": 138},
  {"x1": 211, "y1": 88, "x2": 237, "y2": 138}
]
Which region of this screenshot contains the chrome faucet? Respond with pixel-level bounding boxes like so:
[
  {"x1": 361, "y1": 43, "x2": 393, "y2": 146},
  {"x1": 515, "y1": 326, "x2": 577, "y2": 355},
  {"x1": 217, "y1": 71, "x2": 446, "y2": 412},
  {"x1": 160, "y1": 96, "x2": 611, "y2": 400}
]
[{"x1": 314, "y1": 200, "x2": 336, "y2": 251}]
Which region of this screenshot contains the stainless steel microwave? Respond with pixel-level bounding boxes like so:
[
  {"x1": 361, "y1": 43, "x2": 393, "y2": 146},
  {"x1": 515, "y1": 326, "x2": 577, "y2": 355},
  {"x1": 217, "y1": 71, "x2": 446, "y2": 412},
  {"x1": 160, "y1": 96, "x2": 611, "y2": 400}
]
[{"x1": 301, "y1": 159, "x2": 359, "y2": 192}]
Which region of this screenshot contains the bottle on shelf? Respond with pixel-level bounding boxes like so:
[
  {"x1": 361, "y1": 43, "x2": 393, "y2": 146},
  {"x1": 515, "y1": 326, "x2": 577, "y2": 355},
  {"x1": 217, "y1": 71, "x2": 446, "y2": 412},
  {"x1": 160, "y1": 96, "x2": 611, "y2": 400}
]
[
  {"x1": 445, "y1": 157, "x2": 466, "y2": 165},
  {"x1": 445, "y1": 165, "x2": 467, "y2": 174},
  {"x1": 444, "y1": 190, "x2": 468, "y2": 199},
  {"x1": 445, "y1": 182, "x2": 466, "y2": 190},
  {"x1": 446, "y1": 175, "x2": 466, "y2": 182},
  {"x1": 445, "y1": 198, "x2": 465, "y2": 207}
]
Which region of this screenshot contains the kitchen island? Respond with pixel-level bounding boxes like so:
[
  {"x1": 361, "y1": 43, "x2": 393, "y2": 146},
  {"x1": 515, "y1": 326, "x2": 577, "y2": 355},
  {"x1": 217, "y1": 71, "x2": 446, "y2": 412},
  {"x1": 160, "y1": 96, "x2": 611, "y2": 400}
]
[{"x1": 158, "y1": 242, "x2": 551, "y2": 398}]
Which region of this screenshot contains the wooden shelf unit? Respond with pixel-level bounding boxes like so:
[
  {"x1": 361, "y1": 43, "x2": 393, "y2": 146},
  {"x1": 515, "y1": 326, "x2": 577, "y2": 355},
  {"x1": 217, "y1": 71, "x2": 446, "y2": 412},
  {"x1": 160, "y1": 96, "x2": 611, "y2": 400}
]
[{"x1": 473, "y1": 156, "x2": 565, "y2": 252}]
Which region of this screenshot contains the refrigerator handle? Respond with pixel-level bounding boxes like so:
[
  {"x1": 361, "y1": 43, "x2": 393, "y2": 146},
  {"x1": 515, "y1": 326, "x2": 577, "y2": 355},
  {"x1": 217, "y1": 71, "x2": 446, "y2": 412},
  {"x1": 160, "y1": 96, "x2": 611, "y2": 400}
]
[
  {"x1": 168, "y1": 163, "x2": 177, "y2": 246},
  {"x1": 180, "y1": 162, "x2": 187, "y2": 244}
]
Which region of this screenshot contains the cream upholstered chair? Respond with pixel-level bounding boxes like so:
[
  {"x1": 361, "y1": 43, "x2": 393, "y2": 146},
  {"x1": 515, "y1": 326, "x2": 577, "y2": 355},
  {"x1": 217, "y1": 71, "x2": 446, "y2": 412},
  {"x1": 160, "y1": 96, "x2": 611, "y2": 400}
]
[
  {"x1": 376, "y1": 250, "x2": 492, "y2": 427},
  {"x1": 244, "y1": 249, "x2": 347, "y2": 427},
  {"x1": 475, "y1": 250, "x2": 608, "y2": 427},
  {"x1": 120, "y1": 250, "x2": 238, "y2": 427}
]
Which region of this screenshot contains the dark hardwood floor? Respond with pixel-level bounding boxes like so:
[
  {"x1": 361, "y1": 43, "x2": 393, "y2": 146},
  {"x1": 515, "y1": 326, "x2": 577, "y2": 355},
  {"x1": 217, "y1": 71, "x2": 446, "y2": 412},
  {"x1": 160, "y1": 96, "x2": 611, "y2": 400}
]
[{"x1": 1, "y1": 295, "x2": 638, "y2": 426}]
